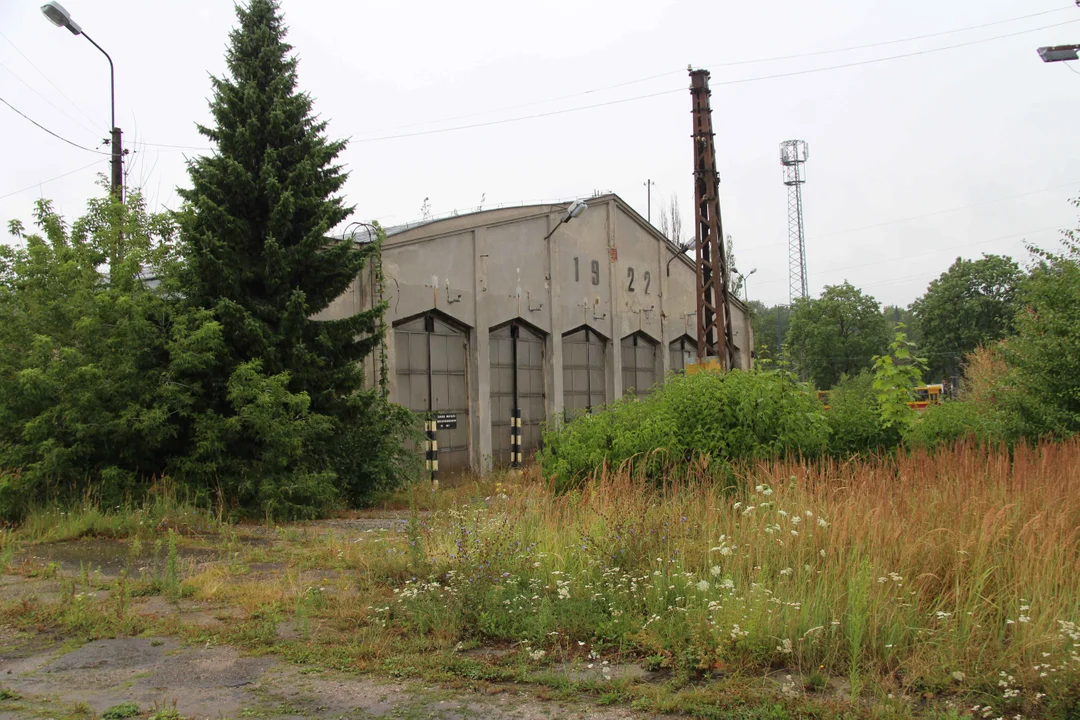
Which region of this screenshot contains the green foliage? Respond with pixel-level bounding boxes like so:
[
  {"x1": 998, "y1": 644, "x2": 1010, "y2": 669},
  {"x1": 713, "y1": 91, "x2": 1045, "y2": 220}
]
[
  {"x1": 786, "y1": 282, "x2": 890, "y2": 390},
  {"x1": 871, "y1": 325, "x2": 926, "y2": 439},
  {"x1": 910, "y1": 398, "x2": 1006, "y2": 450},
  {"x1": 824, "y1": 373, "x2": 898, "y2": 456},
  {"x1": 0, "y1": 1, "x2": 415, "y2": 519},
  {"x1": 539, "y1": 370, "x2": 829, "y2": 489},
  {"x1": 911, "y1": 254, "x2": 1023, "y2": 381},
  {"x1": 171, "y1": 0, "x2": 402, "y2": 509},
  {"x1": 998, "y1": 220, "x2": 1080, "y2": 437},
  {"x1": 748, "y1": 301, "x2": 788, "y2": 369},
  {"x1": 882, "y1": 304, "x2": 922, "y2": 346},
  {"x1": 101, "y1": 702, "x2": 141, "y2": 719},
  {"x1": 0, "y1": 192, "x2": 179, "y2": 518}
]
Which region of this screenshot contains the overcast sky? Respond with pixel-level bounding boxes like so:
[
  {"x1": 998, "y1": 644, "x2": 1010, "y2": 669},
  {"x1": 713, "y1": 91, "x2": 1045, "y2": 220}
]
[{"x1": 2, "y1": 0, "x2": 1078, "y2": 307}]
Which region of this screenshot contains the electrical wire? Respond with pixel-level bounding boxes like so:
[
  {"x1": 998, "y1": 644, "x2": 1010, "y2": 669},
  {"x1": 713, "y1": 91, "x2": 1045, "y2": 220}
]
[
  {"x1": 704, "y1": 5, "x2": 1075, "y2": 69},
  {"x1": 0, "y1": 160, "x2": 103, "y2": 202},
  {"x1": 355, "y1": 5, "x2": 1076, "y2": 136},
  {"x1": 0, "y1": 29, "x2": 100, "y2": 130},
  {"x1": 0, "y1": 96, "x2": 110, "y2": 155},
  {"x1": 346, "y1": 19, "x2": 1080, "y2": 144},
  {"x1": 131, "y1": 14, "x2": 1080, "y2": 151},
  {"x1": 0, "y1": 60, "x2": 101, "y2": 138},
  {"x1": 753, "y1": 224, "x2": 1067, "y2": 288},
  {"x1": 749, "y1": 180, "x2": 1080, "y2": 252}
]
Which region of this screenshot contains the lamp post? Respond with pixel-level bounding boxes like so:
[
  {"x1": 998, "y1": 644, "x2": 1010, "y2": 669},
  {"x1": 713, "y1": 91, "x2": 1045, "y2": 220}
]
[
  {"x1": 543, "y1": 199, "x2": 587, "y2": 241},
  {"x1": 40, "y1": 1, "x2": 122, "y2": 200},
  {"x1": 731, "y1": 267, "x2": 757, "y2": 303},
  {"x1": 1037, "y1": 44, "x2": 1080, "y2": 62}
]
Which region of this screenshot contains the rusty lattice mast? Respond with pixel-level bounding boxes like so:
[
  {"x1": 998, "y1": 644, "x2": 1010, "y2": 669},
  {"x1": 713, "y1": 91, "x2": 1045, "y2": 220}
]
[{"x1": 689, "y1": 68, "x2": 734, "y2": 369}]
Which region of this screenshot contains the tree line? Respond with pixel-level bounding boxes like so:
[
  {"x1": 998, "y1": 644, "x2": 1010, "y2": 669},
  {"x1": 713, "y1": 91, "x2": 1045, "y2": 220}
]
[{"x1": 747, "y1": 239, "x2": 1080, "y2": 439}]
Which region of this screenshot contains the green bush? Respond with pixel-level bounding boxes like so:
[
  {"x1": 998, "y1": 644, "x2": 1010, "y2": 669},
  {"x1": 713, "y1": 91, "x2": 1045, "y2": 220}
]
[
  {"x1": 539, "y1": 369, "x2": 829, "y2": 490},
  {"x1": 824, "y1": 373, "x2": 899, "y2": 456},
  {"x1": 910, "y1": 400, "x2": 1005, "y2": 450}
]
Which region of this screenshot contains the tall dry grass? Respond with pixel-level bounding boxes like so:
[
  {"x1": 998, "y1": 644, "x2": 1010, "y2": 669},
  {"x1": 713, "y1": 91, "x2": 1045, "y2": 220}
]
[{"x1": 403, "y1": 440, "x2": 1080, "y2": 702}]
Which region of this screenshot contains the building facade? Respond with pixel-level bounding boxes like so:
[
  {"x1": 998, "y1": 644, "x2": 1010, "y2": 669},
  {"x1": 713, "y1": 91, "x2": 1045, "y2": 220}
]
[{"x1": 318, "y1": 193, "x2": 753, "y2": 474}]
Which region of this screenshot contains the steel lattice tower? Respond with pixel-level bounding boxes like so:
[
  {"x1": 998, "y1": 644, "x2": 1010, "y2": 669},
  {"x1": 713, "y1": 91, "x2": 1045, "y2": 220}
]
[{"x1": 780, "y1": 140, "x2": 809, "y2": 302}]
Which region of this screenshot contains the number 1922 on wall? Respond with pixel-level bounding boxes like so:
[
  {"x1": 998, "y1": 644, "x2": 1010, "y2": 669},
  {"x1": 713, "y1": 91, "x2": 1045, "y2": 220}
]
[{"x1": 573, "y1": 257, "x2": 651, "y2": 294}]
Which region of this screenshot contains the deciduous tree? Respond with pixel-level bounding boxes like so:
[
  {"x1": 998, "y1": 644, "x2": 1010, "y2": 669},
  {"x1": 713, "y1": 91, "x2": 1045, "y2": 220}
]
[
  {"x1": 911, "y1": 254, "x2": 1022, "y2": 381},
  {"x1": 786, "y1": 282, "x2": 890, "y2": 389}
]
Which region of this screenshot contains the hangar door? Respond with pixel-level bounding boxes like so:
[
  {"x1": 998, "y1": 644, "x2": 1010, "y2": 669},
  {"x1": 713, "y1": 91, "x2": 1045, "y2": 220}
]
[
  {"x1": 669, "y1": 335, "x2": 695, "y2": 374},
  {"x1": 490, "y1": 322, "x2": 546, "y2": 466},
  {"x1": 394, "y1": 314, "x2": 470, "y2": 473},
  {"x1": 621, "y1": 333, "x2": 659, "y2": 395},
  {"x1": 562, "y1": 327, "x2": 606, "y2": 413}
]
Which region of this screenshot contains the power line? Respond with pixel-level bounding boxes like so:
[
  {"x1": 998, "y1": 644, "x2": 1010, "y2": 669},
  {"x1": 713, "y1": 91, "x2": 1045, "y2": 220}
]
[
  {"x1": 0, "y1": 161, "x2": 103, "y2": 202},
  {"x1": 0, "y1": 96, "x2": 109, "y2": 155},
  {"x1": 0, "y1": 59, "x2": 100, "y2": 138},
  {"x1": 754, "y1": 224, "x2": 1067, "y2": 288},
  {"x1": 749, "y1": 180, "x2": 1080, "y2": 252},
  {"x1": 354, "y1": 5, "x2": 1075, "y2": 137},
  {"x1": 127, "y1": 15, "x2": 1080, "y2": 152},
  {"x1": 0, "y1": 29, "x2": 99, "y2": 130},
  {"x1": 704, "y1": 5, "x2": 1075, "y2": 69},
  {"x1": 347, "y1": 19, "x2": 1080, "y2": 144}
]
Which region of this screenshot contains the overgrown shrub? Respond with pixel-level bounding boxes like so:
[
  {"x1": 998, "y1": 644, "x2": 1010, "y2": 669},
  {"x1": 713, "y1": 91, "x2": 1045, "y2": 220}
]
[
  {"x1": 539, "y1": 370, "x2": 829, "y2": 490},
  {"x1": 825, "y1": 373, "x2": 898, "y2": 456},
  {"x1": 910, "y1": 399, "x2": 1005, "y2": 450},
  {"x1": 999, "y1": 227, "x2": 1080, "y2": 437}
]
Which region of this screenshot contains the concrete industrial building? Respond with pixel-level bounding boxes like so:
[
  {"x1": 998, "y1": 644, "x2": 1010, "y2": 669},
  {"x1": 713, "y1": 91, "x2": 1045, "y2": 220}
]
[{"x1": 319, "y1": 193, "x2": 753, "y2": 475}]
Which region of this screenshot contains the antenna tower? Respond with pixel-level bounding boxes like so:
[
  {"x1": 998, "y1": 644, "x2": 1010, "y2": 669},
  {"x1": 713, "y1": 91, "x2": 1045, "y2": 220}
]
[
  {"x1": 689, "y1": 68, "x2": 734, "y2": 369},
  {"x1": 780, "y1": 139, "x2": 809, "y2": 302}
]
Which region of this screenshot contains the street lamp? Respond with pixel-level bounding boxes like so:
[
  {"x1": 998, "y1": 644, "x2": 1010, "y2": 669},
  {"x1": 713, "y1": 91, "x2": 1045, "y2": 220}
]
[
  {"x1": 732, "y1": 267, "x2": 757, "y2": 303},
  {"x1": 40, "y1": 1, "x2": 122, "y2": 199},
  {"x1": 1037, "y1": 44, "x2": 1080, "y2": 62},
  {"x1": 543, "y1": 199, "x2": 588, "y2": 241}
]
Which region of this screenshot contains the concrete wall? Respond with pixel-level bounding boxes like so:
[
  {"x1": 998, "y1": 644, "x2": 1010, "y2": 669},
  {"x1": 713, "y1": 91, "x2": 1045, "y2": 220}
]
[{"x1": 317, "y1": 194, "x2": 754, "y2": 473}]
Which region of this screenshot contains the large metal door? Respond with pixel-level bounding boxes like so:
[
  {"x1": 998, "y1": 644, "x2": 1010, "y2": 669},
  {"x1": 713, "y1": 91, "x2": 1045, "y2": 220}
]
[
  {"x1": 621, "y1": 333, "x2": 658, "y2": 395},
  {"x1": 562, "y1": 327, "x2": 606, "y2": 413},
  {"x1": 490, "y1": 322, "x2": 546, "y2": 466},
  {"x1": 669, "y1": 335, "x2": 694, "y2": 374},
  {"x1": 394, "y1": 315, "x2": 470, "y2": 473}
]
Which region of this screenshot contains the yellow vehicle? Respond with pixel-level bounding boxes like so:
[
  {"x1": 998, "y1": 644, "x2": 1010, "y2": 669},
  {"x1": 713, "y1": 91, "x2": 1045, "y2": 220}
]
[
  {"x1": 816, "y1": 385, "x2": 942, "y2": 411},
  {"x1": 909, "y1": 384, "x2": 943, "y2": 410}
]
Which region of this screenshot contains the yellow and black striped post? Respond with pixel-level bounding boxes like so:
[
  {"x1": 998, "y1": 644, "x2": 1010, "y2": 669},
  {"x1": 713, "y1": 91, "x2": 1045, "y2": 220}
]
[
  {"x1": 425, "y1": 416, "x2": 438, "y2": 485},
  {"x1": 510, "y1": 408, "x2": 523, "y2": 468}
]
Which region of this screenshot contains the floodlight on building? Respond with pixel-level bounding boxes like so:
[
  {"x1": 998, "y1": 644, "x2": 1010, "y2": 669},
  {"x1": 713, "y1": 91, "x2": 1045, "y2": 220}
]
[
  {"x1": 544, "y1": 200, "x2": 588, "y2": 241},
  {"x1": 40, "y1": 1, "x2": 82, "y2": 34},
  {"x1": 1038, "y1": 45, "x2": 1080, "y2": 63}
]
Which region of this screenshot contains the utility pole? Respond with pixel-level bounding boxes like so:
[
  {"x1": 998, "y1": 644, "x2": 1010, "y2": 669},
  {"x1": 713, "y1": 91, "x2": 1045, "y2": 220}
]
[
  {"x1": 643, "y1": 179, "x2": 654, "y2": 223},
  {"x1": 689, "y1": 68, "x2": 734, "y2": 369}
]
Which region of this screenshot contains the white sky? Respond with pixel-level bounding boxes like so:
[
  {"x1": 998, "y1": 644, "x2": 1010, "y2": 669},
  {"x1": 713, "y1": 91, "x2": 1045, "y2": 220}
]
[{"x1": 2, "y1": 0, "x2": 1078, "y2": 307}]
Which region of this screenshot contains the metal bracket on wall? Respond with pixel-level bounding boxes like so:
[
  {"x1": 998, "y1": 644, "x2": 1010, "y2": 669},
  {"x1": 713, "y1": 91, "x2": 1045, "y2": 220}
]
[
  {"x1": 527, "y1": 291, "x2": 543, "y2": 313},
  {"x1": 445, "y1": 280, "x2": 462, "y2": 304}
]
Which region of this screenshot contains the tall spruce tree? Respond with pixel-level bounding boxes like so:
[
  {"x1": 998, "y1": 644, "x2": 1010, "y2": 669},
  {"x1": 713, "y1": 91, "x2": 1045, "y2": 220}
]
[{"x1": 174, "y1": 0, "x2": 388, "y2": 515}]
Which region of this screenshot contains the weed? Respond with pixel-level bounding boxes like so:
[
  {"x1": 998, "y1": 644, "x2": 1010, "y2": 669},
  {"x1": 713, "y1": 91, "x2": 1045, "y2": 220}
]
[
  {"x1": 101, "y1": 701, "x2": 141, "y2": 719},
  {"x1": 164, "y1": 530, "x2": 180, "y2": 602},
  {"x1": 0, "y1": 688, "x2": 19, "y2": 700}
]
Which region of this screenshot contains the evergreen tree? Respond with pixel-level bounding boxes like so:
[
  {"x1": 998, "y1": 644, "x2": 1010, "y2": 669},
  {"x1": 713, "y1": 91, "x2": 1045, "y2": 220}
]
[{"x1": 174, "y1": 0, "x2": 390, "y2": 515}]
